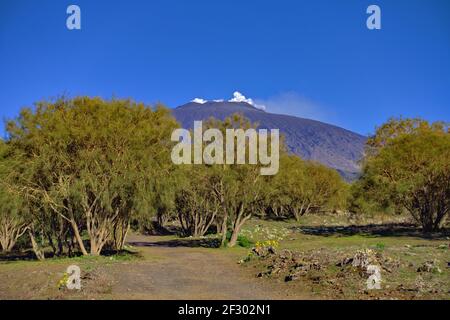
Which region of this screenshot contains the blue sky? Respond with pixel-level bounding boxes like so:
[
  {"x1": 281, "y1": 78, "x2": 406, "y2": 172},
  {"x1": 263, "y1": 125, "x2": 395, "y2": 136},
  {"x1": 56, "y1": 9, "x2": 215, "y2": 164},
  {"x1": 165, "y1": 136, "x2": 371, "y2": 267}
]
[{"x1": 0, "y1": 0, "x2": 449, "y2": 135}]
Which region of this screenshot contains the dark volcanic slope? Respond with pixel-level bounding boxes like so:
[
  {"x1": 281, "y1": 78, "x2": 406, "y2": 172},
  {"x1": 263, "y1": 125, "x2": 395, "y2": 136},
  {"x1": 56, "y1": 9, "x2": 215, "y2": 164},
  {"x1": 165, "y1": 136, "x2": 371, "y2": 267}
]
[{"x1": 172, "y1": 101, "x2": 366, "y2": 180}]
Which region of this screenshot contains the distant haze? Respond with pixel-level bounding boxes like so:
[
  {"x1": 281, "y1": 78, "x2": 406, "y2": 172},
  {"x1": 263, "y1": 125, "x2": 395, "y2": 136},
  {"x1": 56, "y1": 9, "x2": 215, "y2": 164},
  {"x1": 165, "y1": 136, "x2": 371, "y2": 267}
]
[{"x1": 173, "y1": 100, "x2": 367, "y2": 181}]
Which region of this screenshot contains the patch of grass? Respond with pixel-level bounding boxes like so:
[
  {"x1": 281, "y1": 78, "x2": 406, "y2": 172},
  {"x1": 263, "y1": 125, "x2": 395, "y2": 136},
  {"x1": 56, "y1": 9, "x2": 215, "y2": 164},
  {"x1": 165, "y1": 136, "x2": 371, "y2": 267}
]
[
  {"x1": 238, "y1": 216, "x2": 450, "y2": 300},
  {"x1": 237, "y1": 235, "x2": 253, "y2": 248},
  {"x1": 221, "y1": 231, "x2": 254, "y2": 248}
]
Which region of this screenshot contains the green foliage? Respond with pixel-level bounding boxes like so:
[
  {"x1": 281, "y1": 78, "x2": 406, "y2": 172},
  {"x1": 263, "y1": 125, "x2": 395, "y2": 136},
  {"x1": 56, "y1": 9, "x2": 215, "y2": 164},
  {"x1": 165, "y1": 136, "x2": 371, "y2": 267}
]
[
  {"x1": 223, "y1": 231, "x2": 253, "y2": 248},
  {"x1": 199, "y1": 115, "x2": 270, "y2": 247},
  {"x1": 4, "y1": 97, "x2": 179, "y2": 256},
  {"x1": 366, "y1": 117, "x2": 449, "y2": 152},
  {"x1": 0, "y1": 142, "x2": 29, "y2": 253},
  {"x1": 3, "y1": 96, "x2": 447, "y2": 261},
  {"x1": 236, "y1": 235, "x2": 253, "y2": 248},
  {"x1": 264, "y1": 155, "x2": 348, "y2": 221},
  {"x1": 175, "y1": 165, "x2": 220, "y2": 237},
  {"x1": 356, "y1": 118, "x2": 450, "y2": 232}
]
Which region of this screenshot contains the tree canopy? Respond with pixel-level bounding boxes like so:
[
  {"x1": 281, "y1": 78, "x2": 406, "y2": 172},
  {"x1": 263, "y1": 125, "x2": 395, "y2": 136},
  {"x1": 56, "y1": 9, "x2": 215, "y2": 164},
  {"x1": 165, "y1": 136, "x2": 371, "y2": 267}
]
[
  {"x1": 3, "y1": 97, "x2": 178, "y2": 257},
  {"x1": 356, "y1": 118, "x2": 450, "y2": 232}
]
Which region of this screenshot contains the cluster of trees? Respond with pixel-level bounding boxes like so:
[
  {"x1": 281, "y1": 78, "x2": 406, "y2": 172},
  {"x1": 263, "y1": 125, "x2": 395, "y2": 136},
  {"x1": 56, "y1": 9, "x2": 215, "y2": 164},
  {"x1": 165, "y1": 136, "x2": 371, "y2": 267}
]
[
  {"x1": 352, "y1": 118, "x2": 450, "y2": 232},
  {"x1": 0, "y1": 98, "x2": 347, "y2": 257},
  {"x1": 164, "y1": 154, "x2": 347, "y2": 247},
  {"x1": 0, "y1": 98, "x2": 447, "y2": 259},
  {"x1": 0, "y1": 98, "x2": 178, "y2": 257},
  {"x1": 265, "y1": 155, "x2": 348, "y2": 221},
  {"x1": 157, "y1": 115, "x2": 347, "y2": 247}
]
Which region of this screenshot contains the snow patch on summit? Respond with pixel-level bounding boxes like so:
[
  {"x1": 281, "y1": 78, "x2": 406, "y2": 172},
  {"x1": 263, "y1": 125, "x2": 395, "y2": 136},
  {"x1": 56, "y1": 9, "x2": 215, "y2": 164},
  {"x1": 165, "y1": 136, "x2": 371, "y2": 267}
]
[
  {"x1": 191, "y1": 98, "x2": 208, "y2": 104},
  {"x1": 190, "y1": 92, "x2": 266, "y2": 110}
]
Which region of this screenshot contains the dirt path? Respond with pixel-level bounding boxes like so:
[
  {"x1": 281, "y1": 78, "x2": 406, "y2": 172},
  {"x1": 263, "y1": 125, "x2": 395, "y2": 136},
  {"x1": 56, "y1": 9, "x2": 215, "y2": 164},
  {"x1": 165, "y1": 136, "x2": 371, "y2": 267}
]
[
  {"x1": 0, "y1": 233, "x2": 308, "y2": 300},
  {"x1": 108, "y1": 234, "x2": 303, "y2": 300}
]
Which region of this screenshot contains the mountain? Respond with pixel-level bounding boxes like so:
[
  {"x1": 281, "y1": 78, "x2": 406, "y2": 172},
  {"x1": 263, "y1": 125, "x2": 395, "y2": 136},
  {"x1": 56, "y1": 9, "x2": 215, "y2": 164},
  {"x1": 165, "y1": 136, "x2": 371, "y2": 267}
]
[{"x1": 172, "y1": 101, "x2": 366, "y2": 180}]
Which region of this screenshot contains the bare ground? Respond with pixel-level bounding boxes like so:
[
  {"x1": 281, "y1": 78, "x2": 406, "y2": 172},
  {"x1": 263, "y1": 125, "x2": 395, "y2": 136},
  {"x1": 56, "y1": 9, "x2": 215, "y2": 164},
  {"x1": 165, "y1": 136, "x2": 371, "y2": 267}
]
[
  {"x1": 0, "y1": 233, "x2": 308, "y2": 300},
  {"x1": 107, "y1": 234, "x2": 305, "y2": 299},
  {"x1": 1, "y1": 216, "x2": 448, "y2": 300}
]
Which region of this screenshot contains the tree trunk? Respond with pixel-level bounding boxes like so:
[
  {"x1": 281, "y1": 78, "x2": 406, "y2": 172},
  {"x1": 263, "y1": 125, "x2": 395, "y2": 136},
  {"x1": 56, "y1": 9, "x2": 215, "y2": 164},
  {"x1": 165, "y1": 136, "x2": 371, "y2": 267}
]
[
  {"x1": 0, "y1": 228, "x2": 14, "y2": 253},
  {"x1": 220, "y1": 213, "x2": 228, "y2": 247},
  {"x1": 228, "y1": 203, "x2": 250, "y2": 248},
  {"x1": 28, "y1": 230, "x2": 45, "y2": 261},
  {"x1": 70, "y1": 219, "x2": 88, "y2": 256},
  {"x1": 0, "y1": 222, "x2": 28, "y2": 253},
  {"x1": 114, "y1": 220, "x2": 130, "y2": 251},
  {"x1": 88, "y1": 220, "x2": 111, "y2": 256},
  {"x1": 228, "y1": 228, "x2": 240, "y2": 248},
  {"x1": 0, "y1": 234, "x2": 15, "y2": 253},
  {"x1": 90, "y1": 242, "x2": 99, "y2": 255}
]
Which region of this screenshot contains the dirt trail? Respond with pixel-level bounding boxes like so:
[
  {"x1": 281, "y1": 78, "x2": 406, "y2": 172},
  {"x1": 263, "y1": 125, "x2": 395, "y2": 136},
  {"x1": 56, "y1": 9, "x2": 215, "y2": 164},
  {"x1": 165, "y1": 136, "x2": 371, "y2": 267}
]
[{"x1": 109, "y1": 234, "x2": 303, "y2": 300}]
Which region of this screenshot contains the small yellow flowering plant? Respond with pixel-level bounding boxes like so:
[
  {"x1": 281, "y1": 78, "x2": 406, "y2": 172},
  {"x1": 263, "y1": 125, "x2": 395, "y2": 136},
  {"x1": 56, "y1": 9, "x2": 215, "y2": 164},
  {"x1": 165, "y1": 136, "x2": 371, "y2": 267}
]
[
  {"x1": 239, "y1": 239, "x2": 280, "y2": 264},
  {"x1": 255, "y1": 240, "x2": 279, "y2": 249},
  {"x1": 57, "y1": 272, "x2": 69, "y2": 290}
]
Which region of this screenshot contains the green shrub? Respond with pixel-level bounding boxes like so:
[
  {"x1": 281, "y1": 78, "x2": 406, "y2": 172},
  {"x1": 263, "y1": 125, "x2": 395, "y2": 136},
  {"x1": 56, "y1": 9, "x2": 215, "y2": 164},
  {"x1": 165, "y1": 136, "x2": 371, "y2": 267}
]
[{"x1": 237, "y1": 235, "x2": 253, "y2": 248}]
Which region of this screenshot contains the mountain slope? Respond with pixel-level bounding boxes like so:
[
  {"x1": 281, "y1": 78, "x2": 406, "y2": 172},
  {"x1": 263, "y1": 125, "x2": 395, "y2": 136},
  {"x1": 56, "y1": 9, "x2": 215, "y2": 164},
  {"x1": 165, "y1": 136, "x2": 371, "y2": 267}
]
[{"x1": 172, "y1": 101, "x2": 366, "y2": 180}]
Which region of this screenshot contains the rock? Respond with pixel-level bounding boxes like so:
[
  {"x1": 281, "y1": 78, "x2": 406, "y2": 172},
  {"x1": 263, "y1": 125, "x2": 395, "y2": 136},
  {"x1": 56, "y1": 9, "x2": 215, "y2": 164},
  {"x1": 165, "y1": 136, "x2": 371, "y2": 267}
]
[
  {"x1": 308, "y1": 274, "x2": 321, "y2": 284},
  {"x1": 417, "y1": 260, "x2": 442, "y2": 273},
  {"x1": 351, "y1": 249, "x2": 377, "y2": 269},
  {"x1": 285, "y1": 275, "x2": 296, "y2": 282},
  {"x1": 279, "y1": 249, "x2": 293, "y2": 260},
  {"x1": 336, "y1": 257, "x2": 353, "y2": 267},
  {"x1": 252, "y1": 246, "x2": 277, "y2": 258}
]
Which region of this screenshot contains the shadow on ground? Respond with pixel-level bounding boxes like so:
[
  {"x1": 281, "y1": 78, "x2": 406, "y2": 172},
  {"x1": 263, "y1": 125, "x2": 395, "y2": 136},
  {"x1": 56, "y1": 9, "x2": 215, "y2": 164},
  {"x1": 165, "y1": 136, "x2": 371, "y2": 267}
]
[
  {"x1": 294, "y1": 223, "x2": 450, "y2": 239},
  {"x1": 128, "y1": 238, "x2": 221, "y2": 249},
  {"x1": 0, "y1": 251, "x2": 37, "y2": 262},
  {"x1": 0, "y1": 249, "x2": 139, "y2": 262}
]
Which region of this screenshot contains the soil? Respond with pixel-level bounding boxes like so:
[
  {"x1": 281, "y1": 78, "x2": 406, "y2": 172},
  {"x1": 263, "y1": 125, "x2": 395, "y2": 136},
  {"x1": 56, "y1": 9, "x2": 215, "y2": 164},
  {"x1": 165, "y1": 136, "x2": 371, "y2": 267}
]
[
  {"x1": 0, "y1": 233, "x2": 308, "y2": 300},
  {"x1": 107, "y1": 234, "x2": 306, "y2": 299}
]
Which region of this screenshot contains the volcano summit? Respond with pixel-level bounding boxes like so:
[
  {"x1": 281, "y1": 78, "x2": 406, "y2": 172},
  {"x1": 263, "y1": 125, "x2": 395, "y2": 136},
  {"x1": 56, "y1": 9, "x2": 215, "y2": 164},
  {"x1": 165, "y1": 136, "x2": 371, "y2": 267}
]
[{"x1": 172, "y1": 93, "x2": 366, "y2": 180}]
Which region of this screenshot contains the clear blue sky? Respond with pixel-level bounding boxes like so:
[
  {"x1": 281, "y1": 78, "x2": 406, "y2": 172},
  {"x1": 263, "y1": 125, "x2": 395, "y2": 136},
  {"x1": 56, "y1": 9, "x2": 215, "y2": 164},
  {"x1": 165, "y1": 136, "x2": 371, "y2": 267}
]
[{"x1": 1, "y1": 0, "x2": 449, "y2": 135}]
